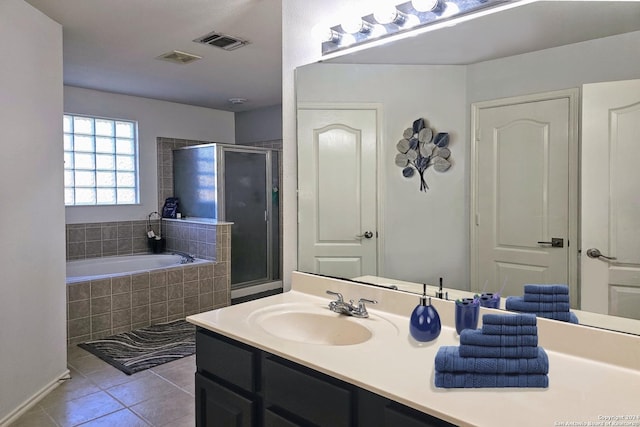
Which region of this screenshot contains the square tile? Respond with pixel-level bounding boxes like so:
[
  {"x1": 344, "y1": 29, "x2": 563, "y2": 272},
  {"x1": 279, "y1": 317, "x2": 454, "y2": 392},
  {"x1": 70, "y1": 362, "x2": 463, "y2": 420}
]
[
  {"x1": 199, "y1": 278, "x2": 213, "y2": 294},
  {"x1": 183, "y1": 281, "x2": 199, "y2": 298},
  {"x1": 130, "y1": 388, "x2": 194, "y2": 427},
  {"x1": 68, "y1": 282, "x2": 90, "y2": 302},
  {"x1": 183, "y1": 266, "x2": 199, "y2": 282},
  {"x1": 132, "y1": 289, "x2": 150, "y2": 307},
  {"x1": 91, "y1": 279, "x2": 111, "y2": 298},
  {"x1": 167, "y1": 269, "x2": 183, "y2": 285},
  {"x1": 42, "y1": 391, "x2": 123, "y2": 427},
  {"x1": 102, "y1": 240, "x2": 118, "y2": 256},
  {"x1": 91, "y1": 296, "x2": 111, "y2": 315},
  {"x1": 132, "y1": 272, "x2": 150, "y2": 291},
  {"x1": 150, "y1": 270, "x2": 167, "y2": 288},
  {"x1": 150, "y1": 286, "x2": 168, "y2": 304},
  {"x1": 132, "y1": 306, "x2": 150, "y2": 324},
  {"x1": 112, "y1": 309, "x2": 131, "y2": 328},
  {"x1": 106, "y1": 375, "x2": 182, "y2": 407},
  {"x1": 68, "y1": 300, "x2": 90, "y2": 320},
  {"x1": 68, "y1": 318, "x2": 90, "y2": 338},
  {"x1": 101, "y1": 225, "x2": 118, "y2": 240},
  {"x1": 168, "y1": 299, "x2": 184, "y2": 317},
  {"x1": 112, "y1": 276, "x2": 131, "y2": 294},
  {"x1": 91, "y1": 313, "x2": 111, "y2": 333},
  {"x1": 168, "y1": 283, "x2": 184, "y2": 300},
  {"x1": 150, "y1": 302, "x2": 167, "y2": 321},
  {"x1": 70, "y1": 409, "x2": 149, "y2": 427}
]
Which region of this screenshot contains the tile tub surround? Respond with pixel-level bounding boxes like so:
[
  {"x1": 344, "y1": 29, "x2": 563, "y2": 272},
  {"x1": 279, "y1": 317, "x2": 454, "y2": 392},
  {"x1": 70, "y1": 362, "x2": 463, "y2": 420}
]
[
  {"x1": 67, "y1": 260, "x2": 230, "y2": 345},
  {"x1": 163, "y1": 220, "x2": 231, "y2": 262},
  {"x1": 66, "y1": 220, "x2": 161, "y2": 261}
]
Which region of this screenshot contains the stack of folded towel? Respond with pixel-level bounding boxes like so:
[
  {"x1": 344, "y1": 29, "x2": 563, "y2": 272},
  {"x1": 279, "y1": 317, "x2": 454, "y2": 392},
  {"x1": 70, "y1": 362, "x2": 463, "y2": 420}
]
[
  {"x1": 505, "y1": 284, "x2": 579, "y2": 324},
  {"x1": 435, "y1": 313, "x2": 549, "y2": 388}
]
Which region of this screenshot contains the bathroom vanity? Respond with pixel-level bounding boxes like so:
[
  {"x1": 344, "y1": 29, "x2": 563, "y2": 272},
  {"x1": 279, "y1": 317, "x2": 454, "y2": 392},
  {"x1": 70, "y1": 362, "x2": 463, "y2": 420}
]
[{"x1": 187, "y1": 272, "x2": 640, "y2": 427}]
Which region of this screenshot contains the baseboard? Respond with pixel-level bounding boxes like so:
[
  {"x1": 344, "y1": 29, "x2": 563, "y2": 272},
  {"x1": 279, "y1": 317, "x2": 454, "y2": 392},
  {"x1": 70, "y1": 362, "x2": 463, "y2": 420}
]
[{"x1": 0, "y1": 369, "x2": 70, "y2": 427}]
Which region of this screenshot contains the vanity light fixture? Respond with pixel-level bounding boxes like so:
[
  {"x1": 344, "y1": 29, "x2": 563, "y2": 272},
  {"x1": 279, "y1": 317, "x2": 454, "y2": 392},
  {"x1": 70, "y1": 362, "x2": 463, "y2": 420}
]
[{"x1": 320, "y1": 0, "x2": 511, "y2": 55}]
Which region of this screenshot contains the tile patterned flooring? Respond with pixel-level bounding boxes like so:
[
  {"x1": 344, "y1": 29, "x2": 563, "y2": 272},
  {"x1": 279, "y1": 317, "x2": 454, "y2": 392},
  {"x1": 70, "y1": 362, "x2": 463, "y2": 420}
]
[{"x1": 10, "y1": 346, "x2": 195, "y2": 427}]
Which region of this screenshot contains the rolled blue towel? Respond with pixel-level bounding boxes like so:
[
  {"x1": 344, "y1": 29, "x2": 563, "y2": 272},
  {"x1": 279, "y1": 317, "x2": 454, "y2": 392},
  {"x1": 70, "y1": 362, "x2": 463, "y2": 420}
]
[
  {"x1": 482, "y1": 324, "x2": 538, "y2": 336},
  {"x1": 482, "y1": 313, "x2": 537, "y2": 326},
  {"x1": 569, "y1": 312, "x2": 579, "y2": 324},
  {"x1": 435, "y1": 346, "x2": 548, "y2": 374},
  {"x1": 523, "y1": 293, "x2": 570, "y2": 303},
  {"x1": 536, "y1": 311, "x2": 571, "y2": 322},
  {"x1": 435, "y1": 372, "x2": 548, "y2": 388},
  {"x1": 460, "y1": 329, "x2": 538, "y2": 347},
  {"x1": 459, "y1": 344, "x2": 539, "y2": 358},
  {"x1": 523, "y1": 284, "x2": 569, "y2": 295},
  {"x1": 506, "y1": 296, "x2": 570, "y2": 312}
]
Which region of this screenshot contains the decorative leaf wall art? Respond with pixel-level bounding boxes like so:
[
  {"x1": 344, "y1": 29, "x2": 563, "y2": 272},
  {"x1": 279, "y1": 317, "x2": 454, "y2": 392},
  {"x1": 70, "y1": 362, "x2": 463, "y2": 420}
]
[{"x1": 395, "y1": 117, "x2": 451, "y2": 192}]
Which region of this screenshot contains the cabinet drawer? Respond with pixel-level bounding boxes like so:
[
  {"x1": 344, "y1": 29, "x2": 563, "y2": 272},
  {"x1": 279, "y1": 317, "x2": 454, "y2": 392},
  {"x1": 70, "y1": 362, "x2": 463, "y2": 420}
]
[
  {"x1": 264, "y1": 357, "x2": 353, "y2": 427},
  {"x1": 196, "y1": 329, "x2": 255, "y2": 391}
]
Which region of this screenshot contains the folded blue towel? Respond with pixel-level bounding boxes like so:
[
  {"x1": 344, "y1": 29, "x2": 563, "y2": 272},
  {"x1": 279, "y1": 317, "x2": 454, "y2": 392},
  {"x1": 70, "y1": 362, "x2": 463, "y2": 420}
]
[
  {"x1": 460, "y1": 329, "x2": 538, "y2": 347},
  {"x1": 458, "y1": 344, "x2": 540, "y2": 358},
  {"x1": 569, "y1": 312, "x2": 579, "y2": 324},
  {"x1": 482, "y1": 313, "x2": 537, "y2": 326},
  {"x1": 506, "y1": 296, "x2": 570, "y2": 312},
  {"x1": 523, "y1": 284, "x2": 569, "y2": 295},
  {"x1": 482, "y1": 324, "x2": 538, "y2": 336},
  {"x1": 435, "y1": 372, "x2": 548, "y2": 388},
  {"x1": 536, "y1": 311, "x2": 571, "y2": 322},
  {"x1": 435, "y1": 346, "x2": 548, "y2": 374},
  {"x1": 523, "y1": 293, "x2": 570, "y2": 303}
]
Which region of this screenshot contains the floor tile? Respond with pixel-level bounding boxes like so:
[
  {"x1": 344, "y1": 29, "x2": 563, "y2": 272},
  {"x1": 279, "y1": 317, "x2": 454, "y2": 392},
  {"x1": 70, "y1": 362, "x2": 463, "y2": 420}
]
[
  {"x1": 8, "y1": 407, "x2": 58, "y2": 427},
  {"x1": 42, "y1": 390, "x2": 124, "y2": 427},
  {"x1": 38, "y1": 372, "x2": 101, "y2": 407},
  {"x1": 130, "y1": 389, "x2": 194, "y2": 427},
  {"x1": 67, "y1": 345, "x2": 92, "y2": 363},
  {"x1": 106, "y1": 374, "x2": 183, "y2": 407},
  {"x1": 152, "y1": 361, "x2": 196, "y2": 394},
  {"x1": 67, "y1": 354, "x2": 109, "y2": 376},
  {"x1": 85, "y1": 364, "x2": 152, "y2": 390},
  {"x1": 75, "y1": 409, "x2": 149, "y2": 427},
  {"x1": 162, "y1": 413, "x2": 195, "y2": 427}
]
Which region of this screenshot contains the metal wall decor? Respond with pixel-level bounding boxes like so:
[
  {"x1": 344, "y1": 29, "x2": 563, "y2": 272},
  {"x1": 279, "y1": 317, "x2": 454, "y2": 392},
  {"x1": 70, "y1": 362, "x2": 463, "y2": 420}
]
[{"x1": 395, "y1": 117, "x2": 451, "y2": 192}]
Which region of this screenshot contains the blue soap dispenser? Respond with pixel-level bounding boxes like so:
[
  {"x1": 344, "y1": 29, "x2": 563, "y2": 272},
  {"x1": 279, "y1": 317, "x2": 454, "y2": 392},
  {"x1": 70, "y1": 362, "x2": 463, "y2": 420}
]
[{"x1": 410, "y1": 284, "x2": 441, "y2": 342}]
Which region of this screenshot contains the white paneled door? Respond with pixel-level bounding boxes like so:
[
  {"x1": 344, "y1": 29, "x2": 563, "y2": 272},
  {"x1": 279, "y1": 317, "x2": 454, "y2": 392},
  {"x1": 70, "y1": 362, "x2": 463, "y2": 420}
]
[
  {"x1": 581, "y1": 79, "x2": 640, "y2": 320},
  {"x1": 297, "y1": 107, "x2": 378, "y2": 278},
  {"x1": 472, "y1": 90, "x2": 578, "y2": 302}
]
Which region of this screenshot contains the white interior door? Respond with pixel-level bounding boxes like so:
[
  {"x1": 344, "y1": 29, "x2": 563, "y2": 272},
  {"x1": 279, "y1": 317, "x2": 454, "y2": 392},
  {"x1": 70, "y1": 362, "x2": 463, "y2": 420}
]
[
  {"x1": 581, "y1": 79, "x2": 640, "y2": 320},
  {"x1": 297, "y1": 107, "x2": 378, "y2": 278},
  {"x1": 472, "y1": 90, "x2": 578, "y2": 302}
]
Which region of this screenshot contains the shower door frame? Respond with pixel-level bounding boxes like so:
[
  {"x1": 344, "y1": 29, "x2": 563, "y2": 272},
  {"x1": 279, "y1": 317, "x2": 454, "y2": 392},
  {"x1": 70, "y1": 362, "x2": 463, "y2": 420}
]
[{"x1": 217, "y1": 144, "x2": 274, "y2": 289}]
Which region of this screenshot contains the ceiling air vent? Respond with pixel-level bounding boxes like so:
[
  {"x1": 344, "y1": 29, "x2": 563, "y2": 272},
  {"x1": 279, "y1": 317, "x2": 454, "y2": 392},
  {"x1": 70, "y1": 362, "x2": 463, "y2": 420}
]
[
  {"x1": 156, "y1": 50, "x2": 202, "y2": 65},
  {"x1": 194, "y1": 31, "x2": 249, "y2": 51}
]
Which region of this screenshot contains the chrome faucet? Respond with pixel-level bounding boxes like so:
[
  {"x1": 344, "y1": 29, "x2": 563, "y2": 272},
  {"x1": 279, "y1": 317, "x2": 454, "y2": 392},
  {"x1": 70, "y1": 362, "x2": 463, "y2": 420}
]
[
  {"x1": 172, "y1": 251, "x2": 195, "y2": 264},
  {"x1": 326, "y1": 290, "x2": 377, "y2": 318}
]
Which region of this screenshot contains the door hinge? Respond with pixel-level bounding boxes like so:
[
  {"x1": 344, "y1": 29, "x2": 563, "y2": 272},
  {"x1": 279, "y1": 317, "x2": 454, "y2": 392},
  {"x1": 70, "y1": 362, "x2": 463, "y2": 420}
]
[{"x1": 475, "y1": 213, "x2": 479, "y2": 226}]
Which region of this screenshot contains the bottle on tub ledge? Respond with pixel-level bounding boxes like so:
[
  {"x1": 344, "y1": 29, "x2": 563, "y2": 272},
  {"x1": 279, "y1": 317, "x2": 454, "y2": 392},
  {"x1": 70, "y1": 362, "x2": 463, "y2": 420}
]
[{"x1": 409, "y1": 283, "x2": 442, "y2": 342}]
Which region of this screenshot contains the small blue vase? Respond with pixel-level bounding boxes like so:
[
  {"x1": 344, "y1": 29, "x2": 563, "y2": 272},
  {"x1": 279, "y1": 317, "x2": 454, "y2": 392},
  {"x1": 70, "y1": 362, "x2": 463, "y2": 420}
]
[
  {"x1": 409, "y1": 285, "x2": 441, "y2": 342},
  {"x1": 455, "y1": 298, "x2": 480, "y2": 334}
]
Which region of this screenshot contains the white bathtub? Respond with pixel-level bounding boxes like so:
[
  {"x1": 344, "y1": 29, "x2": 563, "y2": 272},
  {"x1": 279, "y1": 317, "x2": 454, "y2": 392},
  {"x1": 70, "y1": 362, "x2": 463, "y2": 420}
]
[{"x1": 66, "y1": 254, "x2": 205, "y2": 283}]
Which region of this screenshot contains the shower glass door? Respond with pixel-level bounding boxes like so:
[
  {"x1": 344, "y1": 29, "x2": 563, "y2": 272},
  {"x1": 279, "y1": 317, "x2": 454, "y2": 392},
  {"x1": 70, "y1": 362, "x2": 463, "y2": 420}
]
[{"x1": 220, "y1": 147, "x2": 271, "y2": 288}]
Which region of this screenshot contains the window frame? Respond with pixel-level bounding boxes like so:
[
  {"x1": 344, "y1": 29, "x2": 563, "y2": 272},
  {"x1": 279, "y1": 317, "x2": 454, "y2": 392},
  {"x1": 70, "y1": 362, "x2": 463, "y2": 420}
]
[{"x1": 63, "y1": 113, "x2": 140, "y2": 206}]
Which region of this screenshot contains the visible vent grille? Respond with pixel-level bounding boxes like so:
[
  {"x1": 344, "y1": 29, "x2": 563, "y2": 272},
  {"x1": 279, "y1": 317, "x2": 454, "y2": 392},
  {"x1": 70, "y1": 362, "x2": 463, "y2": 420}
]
[
  {"x1": 194, "y1": 31, "x2": 249, "y2": 51},
  {"x1": 156, "y1": 50, "x2": 202, "y2": 64}
]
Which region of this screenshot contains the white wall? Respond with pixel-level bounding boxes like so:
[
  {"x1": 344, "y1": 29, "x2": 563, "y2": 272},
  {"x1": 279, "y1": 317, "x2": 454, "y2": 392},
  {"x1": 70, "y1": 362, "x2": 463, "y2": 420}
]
[
  {"x1": 467, "y1": 30, "x2": 640, "y2": 103},
  {"x1": 64, "y1": 86, "x2": 235, "y2": 224},
  {"x1": 236, "y1": 104, "x2": 283, "y2": 144},
  {"x1": 0, "y1": 0, "x2": 67, "y2": 423},
  {"x1": 297, "y1": 63, "x2": 468, "y2": 287}
]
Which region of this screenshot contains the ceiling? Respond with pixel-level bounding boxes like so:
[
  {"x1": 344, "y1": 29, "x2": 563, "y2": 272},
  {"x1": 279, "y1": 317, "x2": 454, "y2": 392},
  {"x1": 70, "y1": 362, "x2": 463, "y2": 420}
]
[
  {"x1": 24, "y1": 0, "x2": 282, "y2": 112},
  {"x1": 325, "y1": 1, "x2": 640, "y2": 65}
]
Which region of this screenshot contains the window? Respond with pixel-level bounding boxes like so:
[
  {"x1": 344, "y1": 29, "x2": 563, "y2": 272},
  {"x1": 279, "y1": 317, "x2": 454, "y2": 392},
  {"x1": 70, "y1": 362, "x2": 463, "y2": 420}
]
[{"x1": 64, "y1": 114, "x2": 139, "y2": 206}]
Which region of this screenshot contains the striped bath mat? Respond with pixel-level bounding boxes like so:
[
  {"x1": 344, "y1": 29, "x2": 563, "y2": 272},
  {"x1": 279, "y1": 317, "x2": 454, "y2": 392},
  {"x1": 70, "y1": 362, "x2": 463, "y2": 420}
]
[{"x1": 78, "y1": 320, "x2": 195, "y2": 375}]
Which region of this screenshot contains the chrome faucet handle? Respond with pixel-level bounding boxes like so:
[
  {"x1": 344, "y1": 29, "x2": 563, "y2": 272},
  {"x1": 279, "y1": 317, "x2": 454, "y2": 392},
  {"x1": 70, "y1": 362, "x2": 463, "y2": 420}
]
[
  {"x1": 353, "y1": 298, "x2": 378, "y2": 318},
  {"x1": 326, "y1": 290, "x2": 344, "y2": 302}
]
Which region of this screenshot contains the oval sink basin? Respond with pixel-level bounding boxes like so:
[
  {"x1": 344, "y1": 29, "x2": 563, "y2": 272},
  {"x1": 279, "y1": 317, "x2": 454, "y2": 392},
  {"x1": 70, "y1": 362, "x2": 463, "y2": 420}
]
[{"x1": 252, "y1": 308, "x2": 373, "y2": 346}]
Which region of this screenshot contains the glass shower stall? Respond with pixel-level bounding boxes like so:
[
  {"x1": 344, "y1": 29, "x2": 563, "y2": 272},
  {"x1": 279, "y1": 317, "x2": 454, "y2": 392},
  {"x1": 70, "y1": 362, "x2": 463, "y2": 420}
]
[{"x1": 173, "y1": 143, "x2": 280, "y2": 290}]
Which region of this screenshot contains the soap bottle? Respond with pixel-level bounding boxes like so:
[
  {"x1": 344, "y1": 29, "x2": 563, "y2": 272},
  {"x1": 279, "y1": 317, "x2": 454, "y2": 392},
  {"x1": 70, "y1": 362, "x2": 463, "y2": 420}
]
[{"x1": 409, "y1": 284, "x2": 441, "y2": 342}]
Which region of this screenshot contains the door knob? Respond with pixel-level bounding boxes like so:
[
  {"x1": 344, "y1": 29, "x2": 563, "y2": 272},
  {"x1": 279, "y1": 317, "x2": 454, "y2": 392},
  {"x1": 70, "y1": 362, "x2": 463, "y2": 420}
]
[
  {"x1": 586, "y1": 248, "x2": 617, "y2": 261},
  {"x1": 356, "y1": 231, "x2": 374, "y2": 239},
  {"x1": 537, "y1": 237, "x2": 564, "y2": 248}
]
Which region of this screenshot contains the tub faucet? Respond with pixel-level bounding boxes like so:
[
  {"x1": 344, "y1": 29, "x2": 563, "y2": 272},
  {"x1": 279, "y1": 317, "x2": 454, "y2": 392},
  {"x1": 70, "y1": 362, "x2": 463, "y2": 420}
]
[
  {"x1": 172, "y1": 251, "x2": 195, "y2": 264},
  {"x1": 326, "y1": 290, "x2": 377, "y2": 318}
]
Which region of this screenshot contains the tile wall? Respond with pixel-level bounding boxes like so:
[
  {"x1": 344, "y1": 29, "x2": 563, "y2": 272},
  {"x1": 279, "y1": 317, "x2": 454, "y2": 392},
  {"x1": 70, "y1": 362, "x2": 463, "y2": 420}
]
[
  {"x1": 163, "y1": 220, "x2": 217, "y2": 261},
  {"x1": 66, "y1": 260, "x2": 229, "y2": 345},
  {"x1": 66, "y1": 220, "x2": 161, "y2": 261}
]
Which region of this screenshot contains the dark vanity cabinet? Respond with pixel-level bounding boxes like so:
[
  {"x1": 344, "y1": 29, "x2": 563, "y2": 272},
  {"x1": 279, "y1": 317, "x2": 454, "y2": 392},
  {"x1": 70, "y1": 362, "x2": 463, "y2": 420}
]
[{"x1": 195, "y1": 327, "x2": 456, "y2": 427}]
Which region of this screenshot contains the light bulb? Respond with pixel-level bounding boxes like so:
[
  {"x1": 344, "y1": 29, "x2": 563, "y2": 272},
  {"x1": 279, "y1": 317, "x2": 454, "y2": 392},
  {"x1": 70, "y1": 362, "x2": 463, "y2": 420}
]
[
  {"x1": 311, "y1": 24, "x2": 340, "y2": 44},
  {"x1": 373, "y1": 5, "x2": 399, "y2": 24},
  {"x1": 411, "y1": 0, "x2": 439, "y2": 12},
  {"x1": 341, "y1": 16, "x2": 369, "y2": 34},
  {"x1": 441, "y1": 1, "x2": 460, "y2": 17}
]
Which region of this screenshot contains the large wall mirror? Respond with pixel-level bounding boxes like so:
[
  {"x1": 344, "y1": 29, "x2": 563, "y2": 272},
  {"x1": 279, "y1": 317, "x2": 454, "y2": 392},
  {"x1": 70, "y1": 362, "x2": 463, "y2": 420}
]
[{"x1": 295, "y1": 1, "x2": 640, "y2": 335}]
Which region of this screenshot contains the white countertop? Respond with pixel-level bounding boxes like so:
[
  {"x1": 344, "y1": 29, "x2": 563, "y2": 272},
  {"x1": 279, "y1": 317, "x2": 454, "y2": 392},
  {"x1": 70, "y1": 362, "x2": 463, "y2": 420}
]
[{"x1": 187, "y1": 272, "x2": 640, "y2": 427}]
